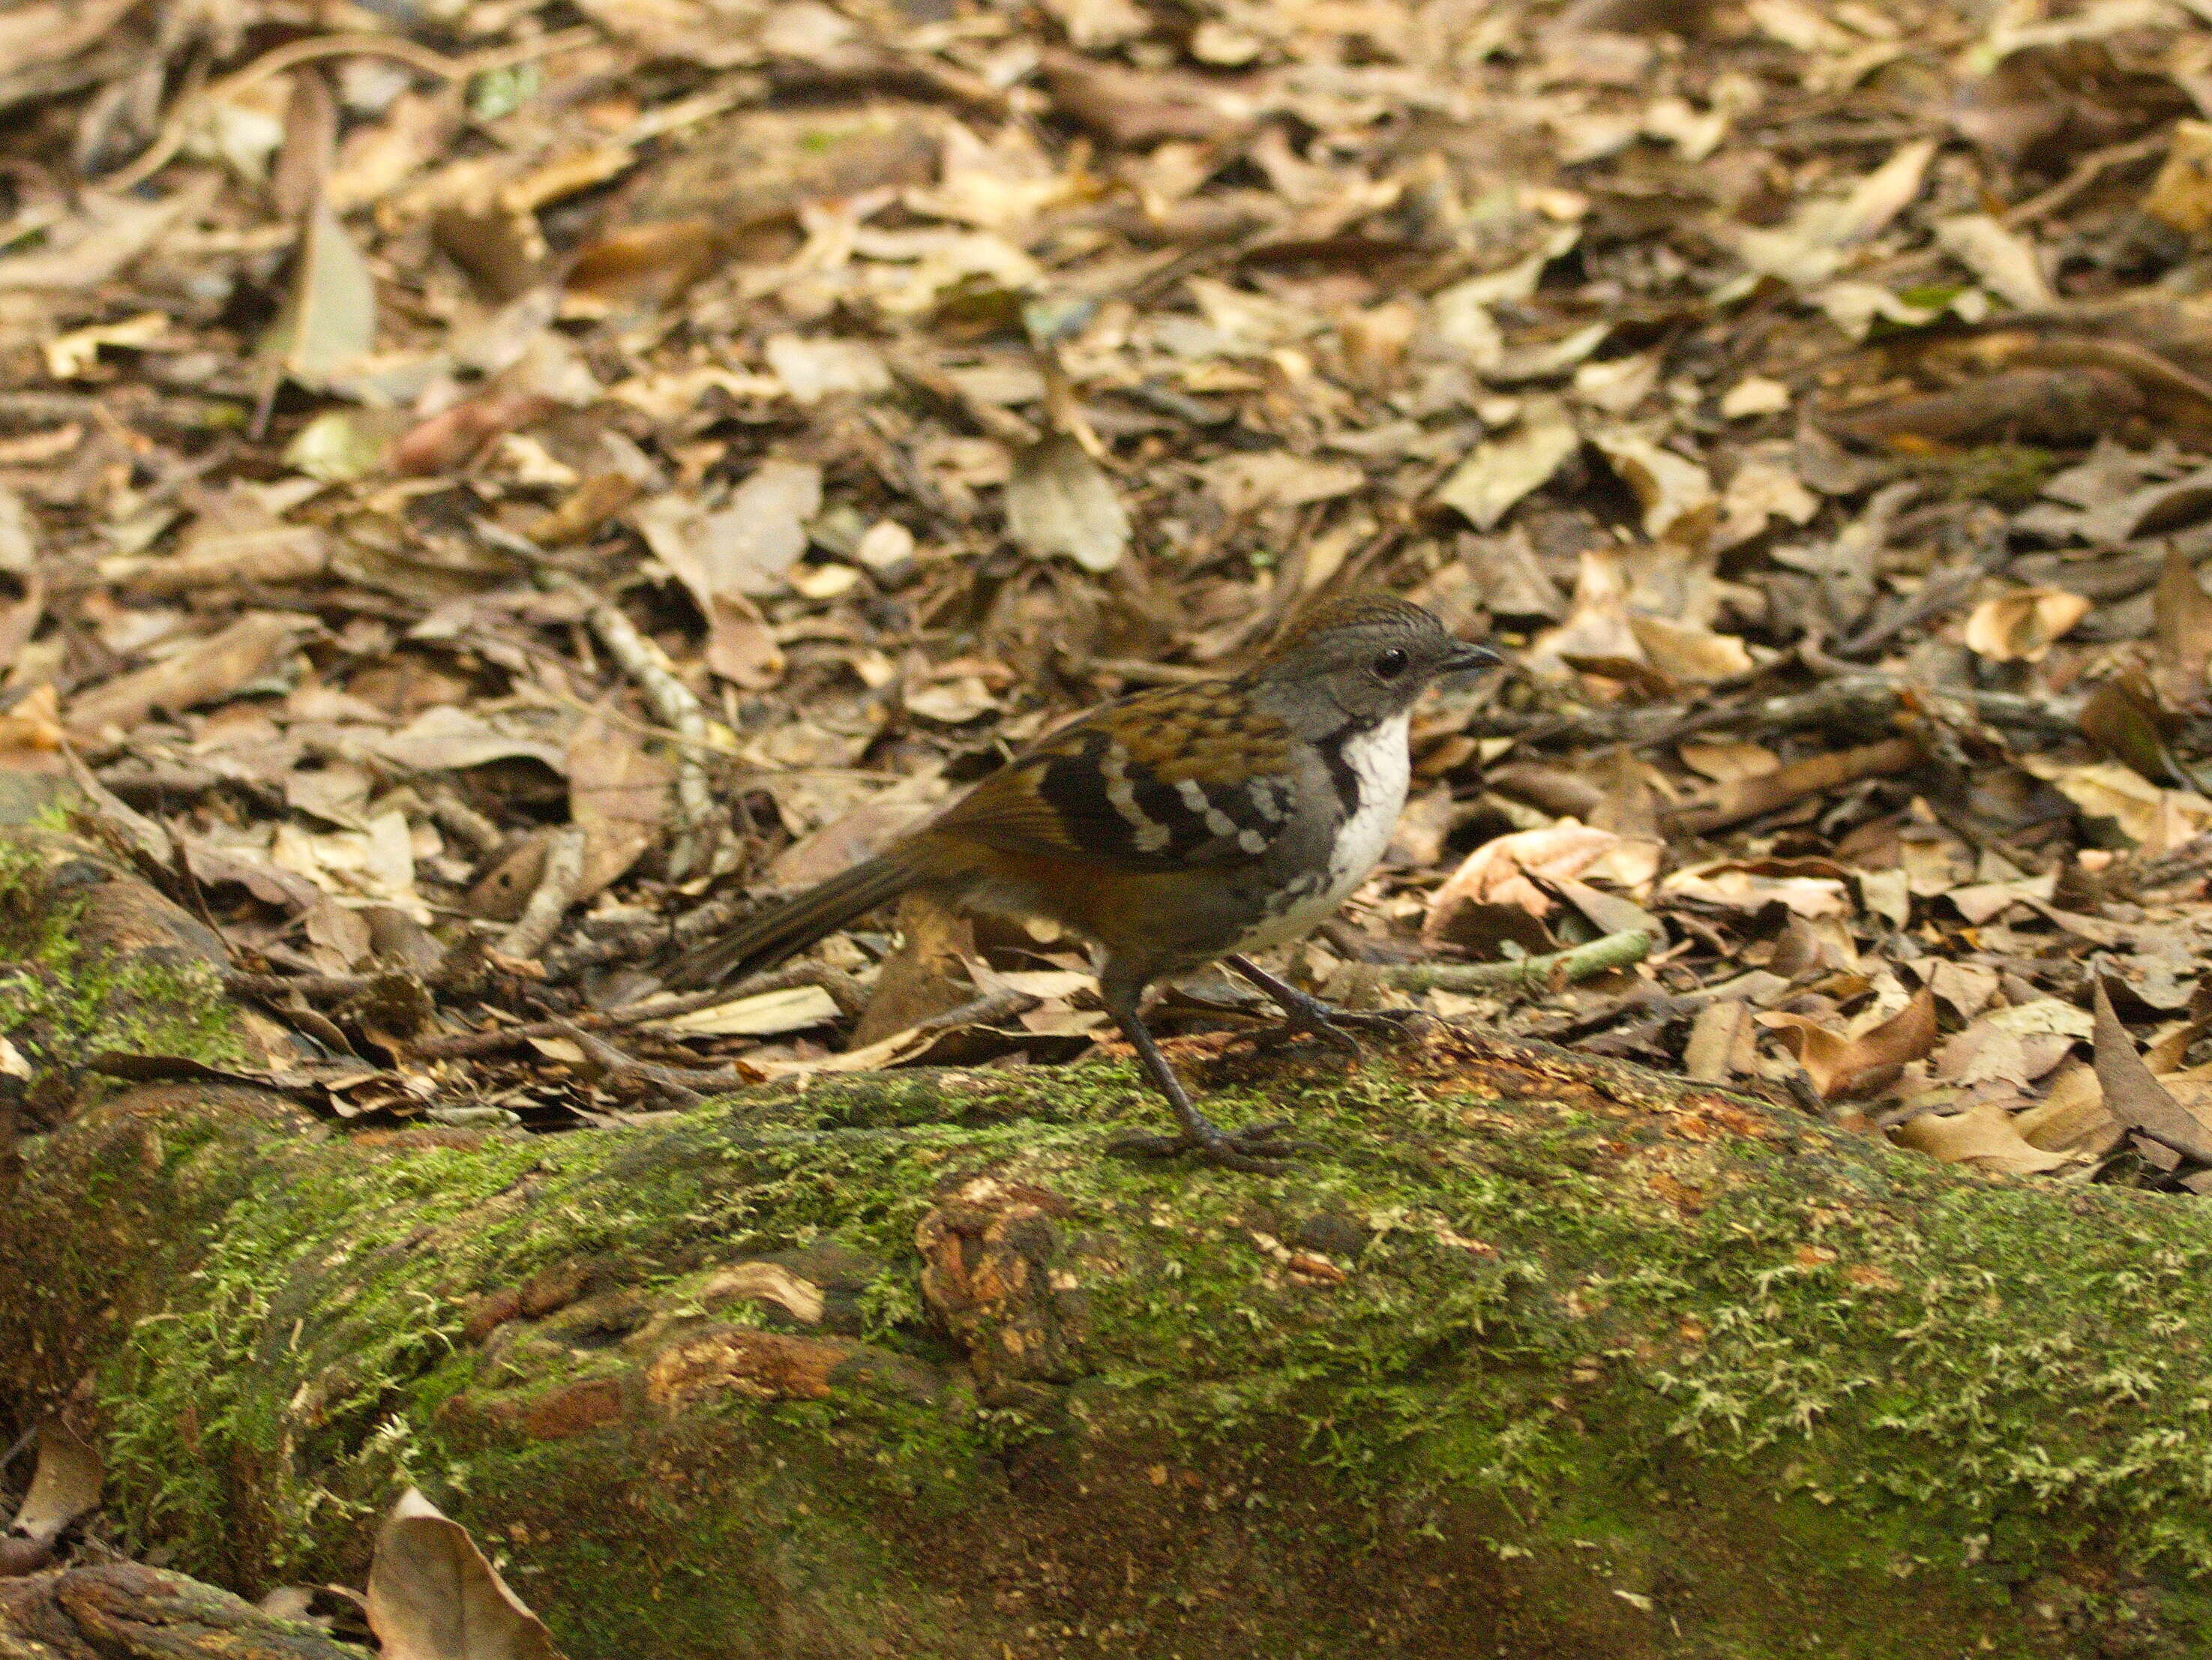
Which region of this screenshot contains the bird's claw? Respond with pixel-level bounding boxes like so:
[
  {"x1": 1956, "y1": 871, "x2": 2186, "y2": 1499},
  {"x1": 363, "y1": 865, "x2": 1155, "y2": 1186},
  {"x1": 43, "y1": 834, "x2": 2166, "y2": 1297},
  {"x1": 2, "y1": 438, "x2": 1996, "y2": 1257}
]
[
  {"x1": 1257, "y1": 995, "x2": 1419, "y2": 1062},
  {"x1": 1111, "y1": 1116, "x2": 1306, "y2": 1174}
]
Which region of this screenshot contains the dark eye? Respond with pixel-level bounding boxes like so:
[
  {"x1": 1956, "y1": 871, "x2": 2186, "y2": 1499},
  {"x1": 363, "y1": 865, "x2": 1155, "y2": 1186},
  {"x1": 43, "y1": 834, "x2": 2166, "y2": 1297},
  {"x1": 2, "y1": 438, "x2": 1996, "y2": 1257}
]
[{"x1": 1371, "y1": 647, "x2": 1410, "y2": 680}]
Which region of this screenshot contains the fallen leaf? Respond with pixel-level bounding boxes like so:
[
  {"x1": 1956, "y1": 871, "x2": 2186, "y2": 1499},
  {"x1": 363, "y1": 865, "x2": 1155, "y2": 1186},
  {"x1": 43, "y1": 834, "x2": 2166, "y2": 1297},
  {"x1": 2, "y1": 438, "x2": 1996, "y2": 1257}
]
[
  {"x1": 1731, "y1": 139, "x2": 1935, "y2": 287},
  {"x1": 1667, "y1": 859, "x2": 1851, "y2": 918},
  {"x1": 1933, "y1": 213, "x2": 2054, "y2": 310},
  {"x1": 2094, "y1": 975, "x2": 2212, "y2": 1166},
  {"x1": 633, "y1": 491, "x2": 794, "y2": 688},
  {"x1": 764, "y1": 333, "x2": 893, "y2": 403},
  {"x1": 1204, "y1": 451, "x2": 1365, "y2": 515},
  {"x1": 1425, "y1": 821, "x2": 1662, "y2": 940},
  {"x1": 1962, "y1": 587, "x2": 2090, "y2": 663},
  {"x1": 1589, "y1": 427, "x2": 1716, "y2": 541},
  {"x1": 645, "y1": 984, "x2": 842, "y2": 1036},
  {"x1": 64, "y1": 612, "x2": 311, "y2": 740},
  {"x1": 1892, "y1": 1100, "x2": 2077, "y2": 1174},
  {"x1": 273, "y1": 196, "x2": 378, "y2": 387},
  {"x1": 372, "y1": 706, "x2": 570, "y2": 775},
  {"x1": 2154, "y1": 545, "x2": 2212, "y2": 700},
  {"x1": 1759, "y1": 986, "x2": 1938, "y2": 1098},
  {"x1": 567, "y1": 706, "x2": 674, "y2": 900},
  {"x1": 1006, "y1": 435, "x2": 1130, "y2": 572},
  {"x1": 367, "y1": 1488, "x2": 565, "y2": 1660},
  {"x1": 1434, "y1": 396, "x2": 1580, "y2": 531}
]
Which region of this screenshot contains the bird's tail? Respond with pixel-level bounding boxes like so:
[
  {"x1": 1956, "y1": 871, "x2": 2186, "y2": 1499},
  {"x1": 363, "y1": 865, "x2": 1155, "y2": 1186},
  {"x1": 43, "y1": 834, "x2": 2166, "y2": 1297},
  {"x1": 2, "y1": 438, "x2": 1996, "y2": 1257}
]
[{"x1": 665, "y1": 855, "x2": 919, "y2": 987}]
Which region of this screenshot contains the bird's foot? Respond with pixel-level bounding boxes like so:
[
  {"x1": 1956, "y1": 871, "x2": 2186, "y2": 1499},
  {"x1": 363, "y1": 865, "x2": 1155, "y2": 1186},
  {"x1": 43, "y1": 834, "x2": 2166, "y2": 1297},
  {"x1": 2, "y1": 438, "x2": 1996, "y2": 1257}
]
[
  {"x1": 1255, "y1": 984, "x2": 1419, "y2": 1061},
  {"x1": 1111, "y1": 1113, "x2": 1305, "y2": 1175}
]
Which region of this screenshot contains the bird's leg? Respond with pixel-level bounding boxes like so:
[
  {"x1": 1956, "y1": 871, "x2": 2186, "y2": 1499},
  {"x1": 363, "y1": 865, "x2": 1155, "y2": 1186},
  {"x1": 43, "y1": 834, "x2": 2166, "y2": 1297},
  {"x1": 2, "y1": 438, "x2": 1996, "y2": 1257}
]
[
  {"x1": 1225, "y1": 954, "x2": 1416, "y2": 1061},
  {"x1": 1100, "y1": 981, "x2": 1299, "y2": 1173}
]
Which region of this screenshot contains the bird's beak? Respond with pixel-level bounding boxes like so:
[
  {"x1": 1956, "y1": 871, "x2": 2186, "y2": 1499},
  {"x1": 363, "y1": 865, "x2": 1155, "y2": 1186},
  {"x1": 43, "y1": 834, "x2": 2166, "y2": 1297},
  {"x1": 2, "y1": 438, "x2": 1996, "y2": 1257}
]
[{"x1": 1443, "y1": 640, "x2": 1503, "y2": 674}]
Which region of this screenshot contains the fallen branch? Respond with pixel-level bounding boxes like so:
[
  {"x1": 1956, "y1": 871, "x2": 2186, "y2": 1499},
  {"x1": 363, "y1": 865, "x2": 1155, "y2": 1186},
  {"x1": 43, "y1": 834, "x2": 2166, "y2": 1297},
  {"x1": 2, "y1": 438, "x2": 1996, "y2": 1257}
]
[
  {"x1": 500, "y1": 824, "x2": 586, "y2": 963},
  {"x1": 1377, "y1": 928, "x2": 1653, "y2": 996},
  {"x1": 405, "y1": 963, "x2": 871, "y2": 1060}
]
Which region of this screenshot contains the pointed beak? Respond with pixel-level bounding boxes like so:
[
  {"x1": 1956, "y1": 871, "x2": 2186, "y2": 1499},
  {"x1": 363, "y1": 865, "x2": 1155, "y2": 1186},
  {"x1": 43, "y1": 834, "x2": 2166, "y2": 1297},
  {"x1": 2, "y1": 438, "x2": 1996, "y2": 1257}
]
[{"x1": 1443, "y1": 640, "x2": 1503, "y2": 674}]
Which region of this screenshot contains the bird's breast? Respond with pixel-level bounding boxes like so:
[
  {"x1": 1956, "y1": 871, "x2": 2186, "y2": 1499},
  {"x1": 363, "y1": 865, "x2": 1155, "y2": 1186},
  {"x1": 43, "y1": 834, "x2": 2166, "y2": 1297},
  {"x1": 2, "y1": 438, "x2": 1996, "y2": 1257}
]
[{"x1": 1228, "y1": 709, "x2": 1411, "y2": 954}]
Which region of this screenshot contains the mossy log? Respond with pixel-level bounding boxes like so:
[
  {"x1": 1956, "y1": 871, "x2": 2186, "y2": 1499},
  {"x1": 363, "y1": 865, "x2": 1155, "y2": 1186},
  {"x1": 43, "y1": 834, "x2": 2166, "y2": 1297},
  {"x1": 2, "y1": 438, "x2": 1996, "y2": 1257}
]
[
  {"x1": 0, "y1": 1562, "x2": 366, "y2": 1659},
  {"x1": 10, "y1": 831, "x2": 2212, "y2": 1658}
]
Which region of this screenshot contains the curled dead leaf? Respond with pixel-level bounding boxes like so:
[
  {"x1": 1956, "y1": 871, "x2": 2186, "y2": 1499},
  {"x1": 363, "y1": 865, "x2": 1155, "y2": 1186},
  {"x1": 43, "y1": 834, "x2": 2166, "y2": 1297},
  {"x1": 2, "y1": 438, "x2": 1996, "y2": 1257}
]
[
  {"x1": 367, "y1": 1488, "x2": 565, "y2": 1660},
  {"x1": 1961, "y1": 586, "x2": 2090, "y2": 663},
  {"x1": 1758, "y1": 986, "x2": 1938, "y2": 1099}
]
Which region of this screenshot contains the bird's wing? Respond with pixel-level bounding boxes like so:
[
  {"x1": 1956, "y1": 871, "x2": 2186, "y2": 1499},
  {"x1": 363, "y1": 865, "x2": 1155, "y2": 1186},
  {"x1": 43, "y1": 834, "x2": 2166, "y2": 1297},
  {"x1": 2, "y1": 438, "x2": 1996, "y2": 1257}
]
[{"x1": 927, "y1": 682, "x2": 1297, "y2": 872}]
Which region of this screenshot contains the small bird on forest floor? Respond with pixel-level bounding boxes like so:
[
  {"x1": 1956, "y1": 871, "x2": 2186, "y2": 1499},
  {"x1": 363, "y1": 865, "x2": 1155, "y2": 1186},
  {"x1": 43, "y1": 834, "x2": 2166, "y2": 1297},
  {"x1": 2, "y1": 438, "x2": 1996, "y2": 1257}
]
[{"x1": 667, "y1": 595, "x2": 1501, "y2": 1171}]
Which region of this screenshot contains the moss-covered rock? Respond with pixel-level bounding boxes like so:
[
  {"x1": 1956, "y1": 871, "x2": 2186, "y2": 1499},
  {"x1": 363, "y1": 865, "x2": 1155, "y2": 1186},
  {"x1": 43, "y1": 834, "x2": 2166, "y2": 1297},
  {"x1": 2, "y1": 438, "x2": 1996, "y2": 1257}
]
[{"x1": 10, "y1": 835, "x2": 2212, "y2": 1657}]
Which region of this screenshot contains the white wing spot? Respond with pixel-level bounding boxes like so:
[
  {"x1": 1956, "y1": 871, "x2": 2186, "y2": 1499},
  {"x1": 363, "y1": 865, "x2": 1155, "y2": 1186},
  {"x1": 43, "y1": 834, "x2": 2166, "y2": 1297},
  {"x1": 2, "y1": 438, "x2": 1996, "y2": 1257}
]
[{"x1": 1103, "y1": 743, "x2": 1172, "y2": 852}]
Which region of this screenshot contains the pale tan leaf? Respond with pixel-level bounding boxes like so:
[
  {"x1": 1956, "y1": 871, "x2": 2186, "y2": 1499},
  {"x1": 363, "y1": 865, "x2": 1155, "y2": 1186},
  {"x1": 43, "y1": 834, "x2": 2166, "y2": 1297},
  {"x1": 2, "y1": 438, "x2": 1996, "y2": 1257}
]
[
  {"x1": 275, "y1": 197, "x2": 378, "y2": 385},
  {"x1": 7, "y1": 1420, "x2": 102, "y2": 1548},
  {"x1": 64, "y1": 612, "x2": 313, "y2": 740},
  {"x1": 1961, "y1": 587, "x2": 2089, "y2": 663},
  {"x1": 1892, "y1": 1100, "x2": 2077, "y2": 1175},
  {"x1": 1433, "y1": 396, "x2": 1579, "y2": 531},
  {"x1": 644, "y1": 984, "x2": 842, "y2": 1036},
  {"x1": 367, "y1": 1488, "x2": 565, "y2": 1660},
  {"x1": 1006, "y1": 435, "x2": 1129, "y2": 572},
  {"x1": 566, "y1": 706, "x2": 674, "y2": 900}
]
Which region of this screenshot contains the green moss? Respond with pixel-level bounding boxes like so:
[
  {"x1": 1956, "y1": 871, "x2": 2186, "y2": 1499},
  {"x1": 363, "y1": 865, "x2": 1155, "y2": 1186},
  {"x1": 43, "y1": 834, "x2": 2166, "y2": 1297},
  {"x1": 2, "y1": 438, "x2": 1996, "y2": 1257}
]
[
  {"x1": 0, "y1": 838, "x2": 238, "y2": 1071},
  {"x1": 31, "y1": 996, "x2": 2212, "y2": 1653}
]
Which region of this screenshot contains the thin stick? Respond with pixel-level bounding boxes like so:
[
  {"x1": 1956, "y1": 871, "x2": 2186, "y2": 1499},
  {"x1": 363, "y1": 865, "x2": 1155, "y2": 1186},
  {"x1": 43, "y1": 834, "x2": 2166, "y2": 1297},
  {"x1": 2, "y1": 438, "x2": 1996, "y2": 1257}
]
[
  {"x1": 539, "y1": 571, "x2": 718, "y2": 879},
  {"x1": 1377, "y1": 929, "x2": 1653, "y2": 995},
  {"x1": 502, "y1": 825, "x2": 586, "y2": 962}
]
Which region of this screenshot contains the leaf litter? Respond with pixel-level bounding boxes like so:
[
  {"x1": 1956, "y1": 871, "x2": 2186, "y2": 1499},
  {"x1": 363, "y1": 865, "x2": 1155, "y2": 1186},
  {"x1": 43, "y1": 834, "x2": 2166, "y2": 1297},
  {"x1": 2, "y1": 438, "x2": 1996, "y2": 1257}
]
[{"x1": 12, "y1": 0, "x2": 2212, "y2": 1206}]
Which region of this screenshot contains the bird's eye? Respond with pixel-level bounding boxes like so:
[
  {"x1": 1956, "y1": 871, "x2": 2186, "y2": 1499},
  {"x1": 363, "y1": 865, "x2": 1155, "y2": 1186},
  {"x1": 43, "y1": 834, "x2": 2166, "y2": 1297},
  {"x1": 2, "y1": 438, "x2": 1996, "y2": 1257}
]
[{"x1": 1371, "y1": 647, "x2": 1410, "y2": 680}]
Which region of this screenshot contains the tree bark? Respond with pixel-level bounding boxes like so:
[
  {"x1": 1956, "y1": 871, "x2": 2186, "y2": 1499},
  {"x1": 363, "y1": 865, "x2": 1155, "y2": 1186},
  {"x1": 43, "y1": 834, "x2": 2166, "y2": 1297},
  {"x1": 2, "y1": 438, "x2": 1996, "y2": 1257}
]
[
  {"x1": 0, "y1": 1563, "x2": 364, "y2": 1659},
  {"x1": 7, "y1": 828, "x2": 2212, "y2": 1659}
]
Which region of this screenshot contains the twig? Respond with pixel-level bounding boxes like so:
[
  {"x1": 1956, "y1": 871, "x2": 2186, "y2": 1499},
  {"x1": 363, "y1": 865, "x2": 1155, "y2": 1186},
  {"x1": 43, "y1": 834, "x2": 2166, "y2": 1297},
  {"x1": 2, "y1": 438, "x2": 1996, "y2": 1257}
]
[
  {"x1": 557, "y1": 579, "x2": 717, "y2": 879},
  {"x1": 405, "y1": 963, "x2": 870, "y2": 1059},
  {"x1": 1376, "y1": 930, "x2": 1653, "y2": 996},
  {"x1": 2002, "y1": 133, "x2": 2169, "y2": 228},
  {"x1": 502, "y1": 825, "x2": 586, "y2": 962},
  {"x1": 223, "y1": 972, "x2": 376, "y2": 1002},
  {"x1": 427, "y1": 789, "x2": 505, "y2": 862}
]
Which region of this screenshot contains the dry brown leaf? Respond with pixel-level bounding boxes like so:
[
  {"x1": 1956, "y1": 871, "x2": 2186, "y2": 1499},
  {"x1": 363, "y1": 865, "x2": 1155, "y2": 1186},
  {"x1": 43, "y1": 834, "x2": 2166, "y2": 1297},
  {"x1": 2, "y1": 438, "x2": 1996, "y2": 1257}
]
[
  {"x1": 1759, "y1": 986, "x2": 1938, "y2": 1099},
  {"x1": 2154, "y1": 544, "x2": 2212, "y2": 700},
  {"x1": 1961, "y1": 587, "x2": 2090, "y2": 663},
  {"x1": 112, "y1": 487, "x2": 328, "y2": 595},
  {"x1": 1434, "y1": 397, "x2": 1579, "y2": 532},
  {"x1": 566, "y1": 706, "x2": 675, "y2": 900},
  {"x1": 1683, "y1": 999, "x2": 1758, "y2": 1083},
  {"x1": 2093, "y1": 975, "x2": 2212, "y2": 1166},
  {"x1": 1891, "y1": 1100, "x2": 2078, "y2": 1175},
  {"x1": 632, "y1": 485, "x2": 796, "y2": 690},
  {"x1": 1589, "y1": 428, "x2": 1716, "y2": 541},
  {"x1": 1424, "y1": 822, "x2": 1662, "y2": 939},
  {"x1": 367, "y1": 1488, "x2": 565, "y2": 1660},
  {"x1": 64, "y1": 612, "x2": 312, "y2": 741},
  {"x1": 1006, "y1": 436, "x2": 1129, "y2": 573}
]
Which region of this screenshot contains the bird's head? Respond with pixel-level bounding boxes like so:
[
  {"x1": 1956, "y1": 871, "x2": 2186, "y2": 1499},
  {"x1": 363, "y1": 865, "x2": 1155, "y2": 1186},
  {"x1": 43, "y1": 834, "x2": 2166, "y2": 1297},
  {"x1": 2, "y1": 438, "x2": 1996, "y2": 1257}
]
[{"x1": 1256, "y1": 594, "x2": 1501, "y2": 723}]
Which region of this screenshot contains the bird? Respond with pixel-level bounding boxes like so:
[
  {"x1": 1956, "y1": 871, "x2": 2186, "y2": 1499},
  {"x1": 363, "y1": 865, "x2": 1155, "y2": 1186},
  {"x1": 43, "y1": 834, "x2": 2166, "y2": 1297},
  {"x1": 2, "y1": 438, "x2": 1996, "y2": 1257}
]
[{"x1": 667, "y1": 594, "x2": 1500, "y2": 1171}]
